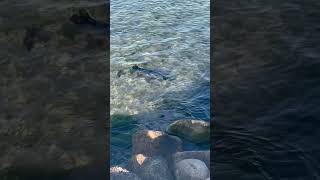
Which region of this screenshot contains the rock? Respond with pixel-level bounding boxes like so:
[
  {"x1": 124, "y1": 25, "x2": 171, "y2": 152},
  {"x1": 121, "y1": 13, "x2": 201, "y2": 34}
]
[
  {"x1": 172, "y1": 151, "x2": 210, "y2": 168},
  {"x1": 132, "y1": 130, "x2": 182, "y2": 158},
  {"x1": 175, "y1": 159, "x2": 209, "y2": 180},
  {"x1": 167, "y1": 120, "x2": 210, "y2": 144},
  {"x1": 110, "y1": 166, "x2": 141, "y2": 180},
  {"x1": 206, "y1": 178, "x2": 210, "y2": 180},
  {"x1": 128, "y1": 154, "x2": 174, "y2": 180}
]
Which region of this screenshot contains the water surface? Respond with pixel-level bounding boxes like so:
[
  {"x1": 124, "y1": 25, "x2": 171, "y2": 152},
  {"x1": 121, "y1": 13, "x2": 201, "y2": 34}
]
[
  {"x1": 110, "y1": 0, "x2": 210, "y2": 165},
  {"x1": 213, "y1": 0, "x2": 320, "y2": 179}
]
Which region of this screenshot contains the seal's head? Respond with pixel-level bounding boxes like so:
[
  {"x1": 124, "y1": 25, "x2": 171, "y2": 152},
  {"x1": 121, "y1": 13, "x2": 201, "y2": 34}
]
[{"x1": 132, "y1": 65, "x2": 140, "y2": 70}]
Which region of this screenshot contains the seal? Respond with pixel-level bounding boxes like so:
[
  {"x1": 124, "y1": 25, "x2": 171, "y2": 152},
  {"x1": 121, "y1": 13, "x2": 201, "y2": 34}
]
[{"x1": 129, "y1": 65, "x2": 175, "y2": 82}]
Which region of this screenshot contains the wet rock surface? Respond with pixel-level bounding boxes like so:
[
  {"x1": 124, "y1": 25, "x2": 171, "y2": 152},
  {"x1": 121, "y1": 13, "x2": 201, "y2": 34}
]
[
  {"x1": 175, "y1": 159, "x2": 209, "y2": 180},
  {"x1": 110, "y1": 166, "x2": 142, "y2": 180},
  {"x1": 132, "y1": 130, "x2": 182, "y2": 158},
  {"x1": 172, "y1": 151, "x2": 210, "y2": 168},
  {"x1": 0, "y1": 0, "x2": 109, "y2": 179},
  {"x1": 128, "y1": 154, "x2": 174, "y2": 180},
  {"x1": 113, "y1": 129, "x2": 211, "y2": 180},
  {"x1": 167, "y1": 120, "x2": 210, "y2": 144}
]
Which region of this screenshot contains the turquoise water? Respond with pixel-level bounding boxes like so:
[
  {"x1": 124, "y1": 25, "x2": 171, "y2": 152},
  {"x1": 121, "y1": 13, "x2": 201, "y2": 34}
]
[{"x1": 110, "y1": 0, "x2": 210, "y2": 165}]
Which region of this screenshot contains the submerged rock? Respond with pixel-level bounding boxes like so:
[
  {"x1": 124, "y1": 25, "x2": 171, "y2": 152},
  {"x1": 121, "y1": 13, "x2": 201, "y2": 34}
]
[
  {"x1": 128, "y1": 154, "x2": 174, "y2": 180},
  {"x1": 167, "y1": 120, "x2": 210, "y2": 144},
  {"x1": 174, "y1": 159, "x2": 209, "y2": 180},
  {"x1": 132, "y1": 130, "x2": 182, "y2": 158},
  {"x1": 110, "y1": 166, "x2": 141, "y2": 180},
  {"x1": 172, "y1": 151, "x2": 210, "y2": 168}
]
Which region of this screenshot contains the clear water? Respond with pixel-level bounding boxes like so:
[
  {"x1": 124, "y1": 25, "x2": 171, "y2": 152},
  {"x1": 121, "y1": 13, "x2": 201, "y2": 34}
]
[{"x1": 110, "y1": 0, "x2": 210, "y2": 165}]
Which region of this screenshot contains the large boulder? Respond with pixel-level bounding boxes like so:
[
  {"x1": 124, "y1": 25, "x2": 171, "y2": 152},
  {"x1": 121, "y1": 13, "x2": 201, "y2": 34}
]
[
  {"x1": 110, "y1": 166, "x2": 141, "y2": 180},
  {"x1": 172, "y1": 151, "x2": 210, "y2": 168},
  {"x1": 132, "y1": 130, "x2": 182, "y2": 158},
  {"x1": 174, "y1": 159, "x2": 209, "y2": 180},
  {"x1": 167, "y1": 120, "x2": 210, "y2": 144},
  {"x1": 128, "y1": 154, "x2": 174, "y2": 180}
]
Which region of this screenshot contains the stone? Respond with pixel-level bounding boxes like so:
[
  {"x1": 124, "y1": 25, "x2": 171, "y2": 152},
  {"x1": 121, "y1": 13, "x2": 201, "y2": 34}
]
[
  {"x1": 110, "y1": 166, "x2": 141, "y2": 180},
  {"x1": 167, "y1": 120, "x2": 210, "y2": 144},
  {"x1": 175, "y1": 159, "x2": 209, "y2": 180},
  {"x1": 128, "y1": 154, "x2": 174, "y2": 180},
  {"x1": 132, "y1": 130, "x2": 182, "y2": 158},
  {"x1": 172, "y1": 151, "x2": 210, "y2": 168}
]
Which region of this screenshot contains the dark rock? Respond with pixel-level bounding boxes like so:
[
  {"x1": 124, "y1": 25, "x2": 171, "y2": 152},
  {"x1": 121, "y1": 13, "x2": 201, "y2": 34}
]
[
  {"x1": 132, "y1": 130, "x2": 182, "y2": 158},
  {"x1": 167, "y1": 120, "x2": 210, "y2": 144},
  {"x1": 174, "y1": 159, "x2": 209, "y2": 180},
  {"x1": 110, "y1": 166, "x2": 141, "y2": 180},
  {"x1": 172, "y1": 151, "x2": 210, "y2": 168},
  {"x1": 128, "y1": 154, "x2": 174, "y2": 180}
]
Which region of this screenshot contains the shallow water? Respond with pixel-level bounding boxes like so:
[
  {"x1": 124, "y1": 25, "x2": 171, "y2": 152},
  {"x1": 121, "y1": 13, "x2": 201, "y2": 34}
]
[
  {"x1": 110, "y1": 0, "x2": 210, "y2": 165},
  {"x1": 213, "y1": 0, "x2": 320, "y2": 179}
]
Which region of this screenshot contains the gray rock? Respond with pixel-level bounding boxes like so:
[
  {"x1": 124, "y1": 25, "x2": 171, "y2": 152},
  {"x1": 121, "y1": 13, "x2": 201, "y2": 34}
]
[
  {"x1": 128, "y1": 154, "x2": 174, "y2": 180},
  {"x1": 132, "y1": 130, "x2": 182, "y2": 158},
  {"x1": 110, "y1": 166, "x2": 141, "y2": 180},
  {"x1": 175, "y1": 159, "x2": 209, "y2": 180},
  {"x1": 167, "y1": 120, "x2": 210, "y2": 143},
  {"x1": 172, "y1": 151, "x2": 210, "y2": 168},
  {"x1": 206, "y1": 178, "x2": 210, "y2": 180}
]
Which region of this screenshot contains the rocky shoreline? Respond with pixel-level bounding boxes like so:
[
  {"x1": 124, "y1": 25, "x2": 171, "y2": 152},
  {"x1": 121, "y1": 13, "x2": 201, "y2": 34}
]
[{"x1": 111, "y1": 119, "x2": 211, "y2": 180}]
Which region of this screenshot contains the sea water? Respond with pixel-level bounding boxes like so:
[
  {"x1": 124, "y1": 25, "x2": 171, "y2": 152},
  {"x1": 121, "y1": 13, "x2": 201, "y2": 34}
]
[{"x1": 110, "y1": 0, "x2": 210, "y2": 165}]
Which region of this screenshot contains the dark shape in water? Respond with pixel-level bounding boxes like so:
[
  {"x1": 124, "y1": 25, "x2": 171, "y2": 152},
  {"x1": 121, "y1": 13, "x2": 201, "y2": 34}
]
[
  {"x1": 70, "y1": 9, "x2": 108, "y2": 29},
  {"x1": 117, "y1": 70, "x2": 126, "y2": 77},
  {"x1": 130, "y1": 65, "x2": 175, "y2": 82}
]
